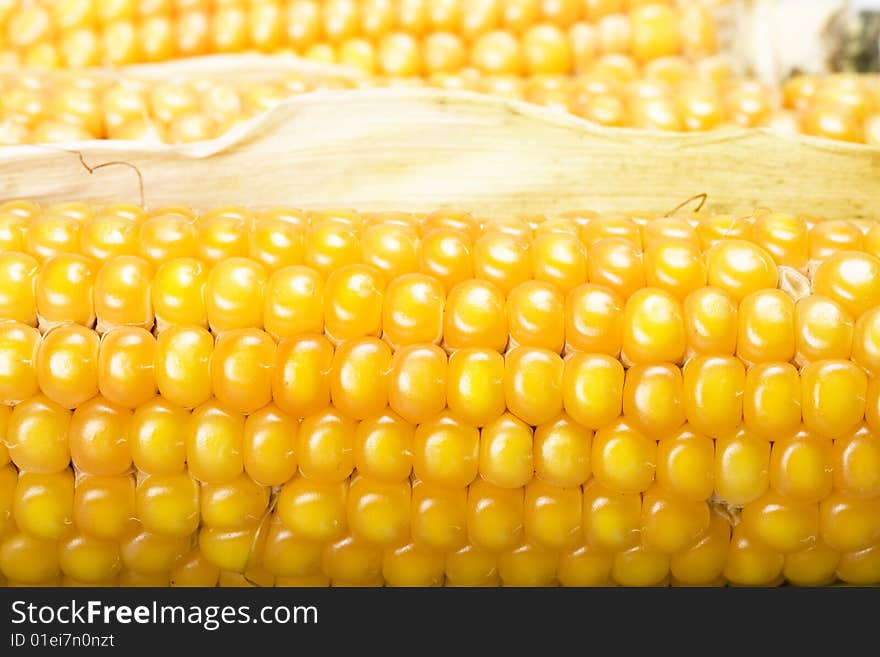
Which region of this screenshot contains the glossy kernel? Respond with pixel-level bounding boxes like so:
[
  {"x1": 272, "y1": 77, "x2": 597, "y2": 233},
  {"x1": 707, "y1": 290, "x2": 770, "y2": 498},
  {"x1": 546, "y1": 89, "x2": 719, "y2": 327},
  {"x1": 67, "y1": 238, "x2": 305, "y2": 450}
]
[
  {"x1": 444, "y1": 279, "x2": 508, "y2": 352},
  {"x1": 388, "y1": 343, "x2": 447, "y2": 425},
  {"x1": 94, "y1": 255, "x2": 154, "y2": 329},
  {"x1": 583, "y1": 480, "x2": 642, "y2": 551},
  {"x1": 737, "y1": 289, "x2": 795, "y2": 364},
  {"x1": 562, "y1": 352, "x2": 624, "y2": 430},
  {"x1": 412, "y1": 411, "x2": 480, "y2": 488},
  {"x1": 801, "y1": 359, "x2": 866, "y2": 439},
  {"x1": 68, "y1": 396, "x2": 132, "y2": 476},
  {"x1": 211, "y1": 328, "x2": 275, "y2": 414},
  {"x1": 347, "y1": 476, "x2": 411, "y2": 547},
  {"x1": 813, "y1": 251, "x2": 880, "y2": 319},
  {"x1": 623, "y1": 363, "x2": 685, "y2": 439},
  {"x1": 151, "y1": 257, "x2": 207, "y2": 328},
  {"x1": 743, "y1": 362, "x2": 802, "y2": 440},
  {"x1": 683, "y1": 286, "x2": 738, "y2": 355},
  {"x1": 564, "y1": 283, "x2": 623, "y2": 355},
  {"x1": 324, "y1": 265, "x2": 384, "y2": 342},
  {"x1": 796, "y1": 295, "x2": 853, "y2": 364},
  {"x1": 330, "y1": 337, "x2": 392, "y2": 420},
  {"x1": 715, "y1": 429, "x2": 770, "y2": 506},
  {"x1": 186, "y1": 401, "x2": 244, "y2": 484},
  {"x1": 297, "y1": 408, "x2": 356, "y2": 484},
  {"x1": 97, "y1": 327, "x2": 156, "y2": 408},
  {"x1": 205, "y1": 257, "x2": 268, "y2": 333},
  {"x1": 467, "y1": 478, "x2": 524, "y2": 552},
  {"x1": 278, "y1": 477, "x2": 347, "y2": 543},
  {"x1": 37, "y1": 323, "x2": 100, "y2": 409},
  {"x1": 0, "y1": 322, "x2": 40, "y2": 405},
  {"x1": 641, "y1": 485, "x2": 710, "y2": 554},
  {"x1": 34, "y1": 254, "x2": 95, "y2": 327},
  {"x1": 622, "y1": 287, "x2": 685, "y2": 364},
  {"x1": 7, "y1": 396, "x2": 71, "y2": 474},
  {"x1": 682, "y1": 355, "x2": 745, "y2": 438},
  {"x1": 833, "y1": 424, "x2": 880, "y2": 498},
  {"x1": 770, "y1": 428, "x2": 833, "y2": 503},
  {"x1": 445, "y1": 348, "x2": 505, "y2": 428},
  {"x1": 705, "y1": 239, "x2": 777, "y2": 302},
  {"x1": 501, "y1": 283, "x2": 561, "y2": 355},
  {"x1": 0, "y1": 253, "x2": 38, "y2": 325},
  {"x1": 242, "y1": 404, "x2": 298, "y2": 487},
  {"x1": 643, "y1": 239, "x2": 706, "y2": 300}
]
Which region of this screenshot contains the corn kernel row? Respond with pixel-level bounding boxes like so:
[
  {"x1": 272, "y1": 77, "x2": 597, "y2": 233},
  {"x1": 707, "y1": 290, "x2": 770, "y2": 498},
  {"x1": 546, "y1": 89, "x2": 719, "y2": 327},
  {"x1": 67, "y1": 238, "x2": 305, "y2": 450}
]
[
  {"x1": 2, "y1": 202, "x2": 880, "y2": 587},
  {"x1": 5, "y1": 67, "x2": 880, "y2": 147},
  {"x1": 3, "y1": 381, "x2": 880, "y2": 497},
  {"x1": 4, "y1": 315, "x2": 880, "y2": 447},
  {"x1": 0, "y1": 1, "x2": 717, "y2": 72},
  {"x1": 782, "y1": 74, "x2": 880, "y2": 145},
  {"x1": 0, "y1": 71, "x2": 356, "y2": 145},
  {"x1": 2, "y1": 460, "x2": 879, "y2": 586}
]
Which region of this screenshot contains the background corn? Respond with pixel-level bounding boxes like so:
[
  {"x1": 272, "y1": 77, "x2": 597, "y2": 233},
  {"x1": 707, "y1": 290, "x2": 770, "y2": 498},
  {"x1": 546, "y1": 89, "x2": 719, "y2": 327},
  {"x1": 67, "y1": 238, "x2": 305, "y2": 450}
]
[
  {"x1": 1, "y1": 202, "x2": 880, "y2": 587},
  {"x1": 3, "y1": 67, "x2": 880, "y2": 147},
  {"x1": 0, "y1": 1, "x2": 718, "y2": 74}
]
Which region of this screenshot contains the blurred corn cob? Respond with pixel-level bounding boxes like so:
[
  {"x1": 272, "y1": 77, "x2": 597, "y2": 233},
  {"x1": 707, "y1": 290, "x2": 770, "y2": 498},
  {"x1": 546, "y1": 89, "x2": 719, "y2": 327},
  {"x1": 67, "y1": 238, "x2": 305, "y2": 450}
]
[
  {"x1": 5, "y1": 63, "x2": 880, "y2": 146},
  {"x1": 0, "y1": 0, "x2": 720, "y2": 74},
  {"x1": 1, "y1": 202, "x2": 880, "y2": 586}
]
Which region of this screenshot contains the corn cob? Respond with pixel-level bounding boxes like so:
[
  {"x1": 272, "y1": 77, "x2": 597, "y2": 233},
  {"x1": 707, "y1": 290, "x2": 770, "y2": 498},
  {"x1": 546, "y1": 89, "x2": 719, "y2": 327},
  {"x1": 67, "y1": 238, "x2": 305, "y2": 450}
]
[
  {"x1": 0, "y1": 1, "x2": 718, "y2": 73},
  {"x1": 1, "y1": 203, "x2": 880, "y2": 587},
  {"x1": 782, "y1": 74, "x2": 880, "y2": 145},
  {"x1": 5, "y1": 66, "x2": 880, "y2": 147}
]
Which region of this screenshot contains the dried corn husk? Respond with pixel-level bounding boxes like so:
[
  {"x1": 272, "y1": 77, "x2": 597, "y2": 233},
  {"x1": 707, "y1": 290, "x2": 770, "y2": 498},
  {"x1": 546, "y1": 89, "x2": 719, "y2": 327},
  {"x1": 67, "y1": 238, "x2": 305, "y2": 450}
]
[{"x1": 0, "y1": 87, "x2": 877, "y2": 219}]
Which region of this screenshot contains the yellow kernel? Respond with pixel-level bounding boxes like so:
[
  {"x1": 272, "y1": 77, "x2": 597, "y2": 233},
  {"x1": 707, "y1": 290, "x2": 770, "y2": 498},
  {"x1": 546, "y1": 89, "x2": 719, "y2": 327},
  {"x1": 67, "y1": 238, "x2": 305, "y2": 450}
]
[
  {"x1": 242, "y1": 404, "x2": 298, "y2": 487},
  {"x1": 467, "y1": 478, "x2": 524, "y2": 552},
  {"x1": 737, "y1": 289, "x2": 795, "y2": 364},
  {"x1": 383, "y1": 273, "x2": 445, "y2": 347},
  {"x1": 37, "y1": 323, "x2": 100, "y2": 409},
  {"x1": 813, "y1": 251, "x2": 880, "y2": 318},
  {"x1": 705, "y1": 239, "x2": 778, "y2": 302},
  {"x1": 186, "y1": 400, "x2": 244, "y2": 484},
  {"x1": 278, "y1": 477, "x2": 347, "y2": 543},
  {"x1": 622, "y1": 363, "x2": 685, "y2": 439},
  {"x1": 347, "y1": 476, "x2": 411, "y2": 547},
  {"x1": 641, "y1": 485, "x2": 710, "y2": 554},
  {"x1": 68, "y1": 396, "x2": 131, "y2": 476},
  {"x1": 533, "y1": 413, "x2": 591, "y2": 487},
  {"x1": 0, "y1": 322, "x2": 40, "y2": 405},
  {"x1": 13, "y1": 470, "x2": 74, "y2": 540},
  {"x1": 592, "y1": 419, "x2": 656, "y2": 494},
  {"x1": 683, "y1": 286, "x2": 738, "y2": 355},
  {"x1": 136, "y1": 473, "x2": 199, "y2": 537},
  {"x1": 412, "y1": 411, "x2": 479, "y2": 488},
  {"x1": 297, "y1": 408, "x2": 356, "y2": 484},
  {"x1": 562, "y1": 352, "x2": 623, "y2": 430},
  {"x1": 446, "y1": 347, "x2": 505, "y2": 428},
  {"x1": 715, "y1": 428, "x2": 770, "y2": 506},
  {"x1": 7, "y1": 396, "x2": 71, "y2": 474},
  {"x1": 682, "y1": 355, "x2": 745, "y2": 438},
  {"x1": 205, "y1": 257, "x2": 268, "y2": 333},
  {"x1": 154, "y1": 325, "x2": 213, "y2": 409},
  {"x1": 0, "y1": 253, "x2": 39, "y2": 325},
  {"x1": 742, "y1": 490, "x2": 819, "y2": 554},
  {"x1": 622, "y1": 287, "x2": 685, "y2": 364},
  {"x1": 801, "y1": 359, "x2": 867, "y2": 440},
  {"x1": 34, "y1": 254, "x2": 95, "y2": 327},
  {"x1": 151, "y1": 258, "x2": 208, "y2": 328},
  {"x1": 408, "y1": 480, "x2": 466, "y2": 555},
  {"x1": 833, "y1": 424, "x2": 880, "y2": 498},
  {"x1": 769, "y1": 428, "x2": 832, "y2": 503},
  {"x1": 272, "y1": 334, "x2": 334, "y2": 419}
]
